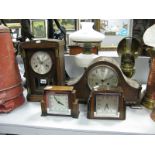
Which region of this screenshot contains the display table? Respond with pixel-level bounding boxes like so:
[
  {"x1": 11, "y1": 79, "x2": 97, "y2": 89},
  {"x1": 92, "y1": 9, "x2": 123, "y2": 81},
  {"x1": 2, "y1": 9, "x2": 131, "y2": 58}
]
[
  {"x1": 0, "y1": 52, "x2": 153, "y2": 135},
  {"x1": 0, "y1": 85, "x2": 154, "y2": 135}
]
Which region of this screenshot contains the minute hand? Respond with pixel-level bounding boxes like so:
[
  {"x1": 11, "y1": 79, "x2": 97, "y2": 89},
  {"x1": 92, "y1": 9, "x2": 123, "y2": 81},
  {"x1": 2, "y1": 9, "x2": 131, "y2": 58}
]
[{"x1": 54, "y1": 96, "x2": 64, "y2": 106}]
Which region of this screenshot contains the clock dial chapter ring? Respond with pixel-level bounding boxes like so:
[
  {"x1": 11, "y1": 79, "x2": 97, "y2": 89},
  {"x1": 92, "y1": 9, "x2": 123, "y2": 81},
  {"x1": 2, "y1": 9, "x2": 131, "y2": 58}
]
[
  {"x1": 47, "y1": 93, "x2": 70, "y2": 114},
  {"x1": 30, "y1": 51, "x2": 53, "y2": 75},
  {"x1": 95, "y1": 94, "x2": 119, "y2": 117},
  {"x1": 87, "y1": 65, "x2": 119, "y2": 90}
]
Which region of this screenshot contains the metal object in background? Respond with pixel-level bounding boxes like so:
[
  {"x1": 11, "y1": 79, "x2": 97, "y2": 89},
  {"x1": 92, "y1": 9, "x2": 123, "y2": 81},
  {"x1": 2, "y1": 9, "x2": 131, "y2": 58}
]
[
  {"x1": 142, "y1": 48, "x2": 155, "y2": 109},
  {"x1": 117, "y1": 37, "x2": 142, "y2": 78},
  {"x1": 0, "y1": 24, "x2": 24, "y2": 113}
]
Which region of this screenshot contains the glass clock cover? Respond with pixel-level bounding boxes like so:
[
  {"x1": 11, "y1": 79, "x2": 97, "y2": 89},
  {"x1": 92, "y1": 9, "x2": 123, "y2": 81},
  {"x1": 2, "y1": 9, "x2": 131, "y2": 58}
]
[
  {"x1": 94, "y1": 94, "x2": 119, "y2": 117},
  {"x1": 47, "y1": 93, "x2": 71, "y2": 115},
  {"x1": 30, "y1": 51, "x2": 52, "y2": 74},
  {"x1": 87, "y1": 65, "x2": 118, "y2": 89}
]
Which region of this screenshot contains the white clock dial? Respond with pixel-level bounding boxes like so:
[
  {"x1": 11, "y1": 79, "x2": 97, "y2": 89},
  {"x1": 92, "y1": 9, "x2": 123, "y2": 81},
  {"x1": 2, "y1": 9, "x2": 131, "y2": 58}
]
[
  {"x1": 47, "y1": 94, "x2": 71, "y2": 115},
  {"x1": 95, "y1": 94, "x2": 119, "y2": 117},
  {"x1": 87, "y1": 65, "x2": 118, "y2": 89},
  {"x1": 30, "y1": 51, "x2": 52, "y2": 75}
]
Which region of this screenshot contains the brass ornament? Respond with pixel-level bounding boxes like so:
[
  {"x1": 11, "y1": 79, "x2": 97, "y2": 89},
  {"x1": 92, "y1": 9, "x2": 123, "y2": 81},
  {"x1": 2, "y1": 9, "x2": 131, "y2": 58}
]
[{"x1": 117, "y1": 37, "x2": 142, "y2": 78}]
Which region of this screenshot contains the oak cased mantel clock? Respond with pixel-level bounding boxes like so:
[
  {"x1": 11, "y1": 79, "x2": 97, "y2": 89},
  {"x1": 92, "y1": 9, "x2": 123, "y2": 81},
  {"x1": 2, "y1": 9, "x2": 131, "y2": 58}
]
[
  {"x1": 67, "y1": 56, "x2": 142, "y2": 105},
  {"x1": 41, "y1": 86, "x2": 79, "y2": 118},
  {"x1": 21, "y1": 39, "x2": 65, "y2": 102},
  {"x1": 87, "y1": 87, "x2": 125, "y2": 120}
]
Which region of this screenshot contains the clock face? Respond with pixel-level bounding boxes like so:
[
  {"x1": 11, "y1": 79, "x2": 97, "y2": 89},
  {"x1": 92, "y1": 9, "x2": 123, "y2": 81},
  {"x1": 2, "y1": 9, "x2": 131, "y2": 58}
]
[
  {"x1": 30, "y1": 51, "x2": 52, "y2": 75},
  {"x1": 87, "y1": 65, "x2": 119, "y2": 90},
  {"x1": 47, "y1": 93, "x2": 71, "y2": 115},
  {"x1": 94, "y1": 94, "x2": 119, "y2": 117}
]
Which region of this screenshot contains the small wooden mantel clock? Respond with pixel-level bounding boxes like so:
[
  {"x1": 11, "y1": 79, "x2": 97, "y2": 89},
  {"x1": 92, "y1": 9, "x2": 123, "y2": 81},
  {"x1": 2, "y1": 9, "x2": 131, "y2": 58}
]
[
  {"x1": 21, "y1": 39, "x2": 65, "y2": 102},
  {"x1": 41, "y1": 86, "x2": 79, "y2": 118},
  {"x1": 87, "y1": 87, "x2": 126, "y2": 120}
]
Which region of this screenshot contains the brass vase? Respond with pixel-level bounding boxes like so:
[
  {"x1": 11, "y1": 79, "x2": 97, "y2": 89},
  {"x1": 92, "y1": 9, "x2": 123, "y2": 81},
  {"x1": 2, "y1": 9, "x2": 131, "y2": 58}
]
[{"x1": 117, "y1": 37, "x2": 142, "y2": 78}]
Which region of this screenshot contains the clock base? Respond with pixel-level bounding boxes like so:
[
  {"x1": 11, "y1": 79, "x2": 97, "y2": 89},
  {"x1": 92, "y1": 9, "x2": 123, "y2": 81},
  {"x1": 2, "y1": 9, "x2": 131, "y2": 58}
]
[
  {"x1": 72, "y1": 99, "x2": 80, "y2": 118},
  {"x1": 27, "y1": 94, "x2": 43, "y2": 102},
  {"x1": 40, "y1": 99, "x2": 79, "y2": 118}
]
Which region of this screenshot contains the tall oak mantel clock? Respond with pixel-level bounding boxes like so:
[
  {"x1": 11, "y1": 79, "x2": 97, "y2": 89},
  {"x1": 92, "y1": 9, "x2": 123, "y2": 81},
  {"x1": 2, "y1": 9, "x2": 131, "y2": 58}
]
[{"x1": 21, "y1": 39, "x2": 65, "y2": 102}]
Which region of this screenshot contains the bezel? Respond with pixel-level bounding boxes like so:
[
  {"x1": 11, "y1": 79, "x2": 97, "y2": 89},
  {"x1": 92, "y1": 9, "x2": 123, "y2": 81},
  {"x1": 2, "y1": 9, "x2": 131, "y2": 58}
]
[
  {"x1": 87, "y1": 64, "x2": 119, "y2": 90},
  {"x1": 30, "y1": 51, "x2": 52, "y2": 75},
  {"x1": 94, "y1": 93, "x2": 120, "y2": 118},
  {"x1": 45, "y1": 91, "x2": 71, "y2": 116}
]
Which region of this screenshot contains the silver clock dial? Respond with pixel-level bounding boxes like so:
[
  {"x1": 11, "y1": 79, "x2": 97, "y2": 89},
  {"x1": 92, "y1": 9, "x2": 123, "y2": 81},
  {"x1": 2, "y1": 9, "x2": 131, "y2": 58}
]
[
  {"x1": 87, "y1": 65, "x2": 118, "y2": 89},
  {"x1": 95, "y1": 95, "x2": 119, "y2": 117},
  {"x1": 47, "y1": 94, "x2": 71, "y2": 115},
  {"x1": 30, "y1": 51, "x2": 52, "y2": 75}
]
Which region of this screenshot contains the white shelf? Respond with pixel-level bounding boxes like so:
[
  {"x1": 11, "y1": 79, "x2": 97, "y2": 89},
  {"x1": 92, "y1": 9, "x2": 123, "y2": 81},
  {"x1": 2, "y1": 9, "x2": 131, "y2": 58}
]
[{"x1": 0, "y1": 85, "x2": 154, "y2": 135}]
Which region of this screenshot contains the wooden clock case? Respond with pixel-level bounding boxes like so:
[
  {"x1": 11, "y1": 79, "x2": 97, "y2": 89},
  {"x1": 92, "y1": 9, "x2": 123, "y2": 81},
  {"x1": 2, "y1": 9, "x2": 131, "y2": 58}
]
[
  {"x1": 41, "y1": 86, "x2": 79, "y2": 118},
  {"x1": 67, "y1": 56, "x2": 142, "y2": 105},
  {"x1": 21, "y1": 39, "x2": 65, "y2": 102},
  {"x1": 87, "y1": 87, "x2": 126, "y2": 120}
]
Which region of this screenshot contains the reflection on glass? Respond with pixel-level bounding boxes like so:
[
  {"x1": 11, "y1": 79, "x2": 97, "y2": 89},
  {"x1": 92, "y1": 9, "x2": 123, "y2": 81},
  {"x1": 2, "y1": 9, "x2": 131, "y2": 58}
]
[
  {"x1": 99, "y1": 19, "x2": 131, "y2": 48},
  {"x1": 95, "y1": 94, "x2": 119, "y2": 117},
  {"x1": 100, "y1": 19, "x2": 130, "y2": 36},
  {"x1": 53, "y1": 19, "x2": 76, "y2": 31},
  {"x1": 32, "y1": 20, "x2": 46, "y2": 38}
]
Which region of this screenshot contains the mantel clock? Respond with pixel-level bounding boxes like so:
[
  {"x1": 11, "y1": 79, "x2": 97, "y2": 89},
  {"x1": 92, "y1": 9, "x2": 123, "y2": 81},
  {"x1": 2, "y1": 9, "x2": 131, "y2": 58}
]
[
  {"x1": 67, "y1": 56, "x2": 142, "y2": 105},
  {"x1": 87, "y1": 87, "x2": 125, "y2": 120},
  {"x1": 21, "y1": 39, "x2": 65, "y2": 102},
  {"x1": 41, "y1": 86, "x2": 79, "y2": 118}
]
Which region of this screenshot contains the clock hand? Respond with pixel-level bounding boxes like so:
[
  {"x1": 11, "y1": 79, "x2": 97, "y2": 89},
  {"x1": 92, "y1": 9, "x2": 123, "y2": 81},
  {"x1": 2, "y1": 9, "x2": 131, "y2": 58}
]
[
  {"x1": 42, "y1": 54, "x2": 47, "y2": 61},
  {"x1": 37, "y1": 56, "x2": 42, "y2": 64},
  {"x1": 104, "y1": 104, "x2": 109, "y2": 111},
  {"x1": 54, "y1": 95, "x2": 64, "y2": 106},
  {"x1": 101, "y1": 75, "x2": 113, "y2": 83}
]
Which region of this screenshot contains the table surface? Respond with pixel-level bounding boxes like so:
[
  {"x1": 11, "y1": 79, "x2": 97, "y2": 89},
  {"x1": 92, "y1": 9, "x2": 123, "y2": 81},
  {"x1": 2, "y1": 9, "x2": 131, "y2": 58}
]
[{"x1": 0, "y1": 85, "x2": 154, "y2": 135}]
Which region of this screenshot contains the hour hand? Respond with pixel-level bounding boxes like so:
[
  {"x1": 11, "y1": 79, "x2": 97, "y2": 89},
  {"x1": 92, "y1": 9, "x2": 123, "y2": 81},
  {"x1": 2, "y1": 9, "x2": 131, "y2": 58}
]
[{"x1": 101, "y1": 75, "x2": 113, "y2": 83}]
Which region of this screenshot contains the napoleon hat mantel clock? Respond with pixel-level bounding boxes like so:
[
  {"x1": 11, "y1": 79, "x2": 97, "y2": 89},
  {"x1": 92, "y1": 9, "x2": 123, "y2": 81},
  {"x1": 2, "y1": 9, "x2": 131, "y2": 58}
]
[
  {"x1": 87, "y1": 87, "x2": 125, "y2": 120},
  {"x1": 67, "y1": 56, "x2": 142, "y2": 105},
  {"x1": 41, "y1": 86, "x2": 79, "y2": 118},
  {"x1": 21, "y1": 39, "x2": 65, "y2": 102}
]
